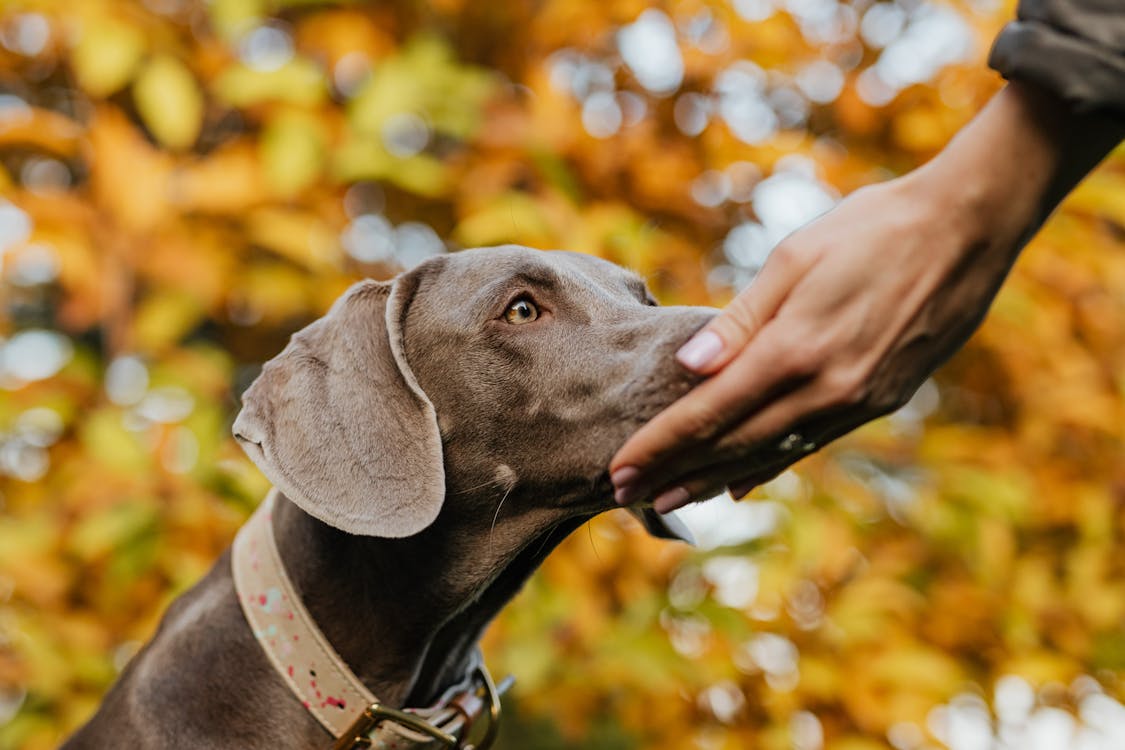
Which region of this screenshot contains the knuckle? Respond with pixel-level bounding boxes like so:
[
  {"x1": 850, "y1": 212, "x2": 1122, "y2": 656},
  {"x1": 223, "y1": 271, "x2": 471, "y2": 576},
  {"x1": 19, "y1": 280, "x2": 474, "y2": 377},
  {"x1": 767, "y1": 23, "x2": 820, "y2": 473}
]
[
  {"x1": 717, "y1": 303, "x2": 760, "y2": 344},
  {"x1": 869, "y1": 386, "x2": 910, "y2": 416},
  {"x1": 823, "y1": 369, "x2": 866, "y2": 407},
  {"x1": 687, "y1": 480, "x2": 727, "y2": 503},
  {"x1": 781, "y1": 341, "x2": 826, "y2": 379},
  {"x1": 770, "y1": 243, "x2": 797, "y2": 268},
  {"x1": 724, "y1": 413, "x2": 785, "y2": 452},
  {"x1": 656, "y1": 399, "x2": 725, "y2": 445},
  {"x1": 681, "y1": 402, "x2": 725, "y2": 441},
  {"x1": 771, "y1": 239, "x2": 819, "y2": 269},
  {"x1": 714, "y1": 427, "x2": 760, "y2": 458}
]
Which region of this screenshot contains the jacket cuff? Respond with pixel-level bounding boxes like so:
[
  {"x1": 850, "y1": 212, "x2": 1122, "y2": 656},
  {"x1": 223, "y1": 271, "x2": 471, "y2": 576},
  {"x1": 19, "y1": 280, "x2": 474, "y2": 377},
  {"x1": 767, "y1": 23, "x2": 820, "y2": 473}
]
[{"x1": 989, "y1": 20, "x2": 1125, "y2": 120}]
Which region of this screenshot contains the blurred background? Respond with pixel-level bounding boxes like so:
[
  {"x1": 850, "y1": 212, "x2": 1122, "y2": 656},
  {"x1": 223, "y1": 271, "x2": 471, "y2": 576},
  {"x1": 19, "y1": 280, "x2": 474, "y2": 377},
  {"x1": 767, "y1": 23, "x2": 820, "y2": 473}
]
[{"x1": 0, "y1": 0, "x2": 1123, "y2": 748}]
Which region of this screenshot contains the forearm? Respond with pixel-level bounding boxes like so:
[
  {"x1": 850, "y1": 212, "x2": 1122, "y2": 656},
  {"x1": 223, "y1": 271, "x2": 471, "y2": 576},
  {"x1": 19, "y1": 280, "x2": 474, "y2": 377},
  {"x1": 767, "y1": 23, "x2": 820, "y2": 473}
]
[{"x1": 910, "y1": 81, "x2": 1124, "y2": 257}]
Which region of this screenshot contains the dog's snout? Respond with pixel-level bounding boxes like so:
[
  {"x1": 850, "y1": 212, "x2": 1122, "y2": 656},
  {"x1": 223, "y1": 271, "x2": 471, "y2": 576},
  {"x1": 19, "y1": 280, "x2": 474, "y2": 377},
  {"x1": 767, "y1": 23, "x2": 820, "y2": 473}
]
[
  {"x1": 655, "y1": 305, "x2": 721, "y2": 357},
  {"x1": 600, "y1": 305, "x2": 717, "y2": 427}
]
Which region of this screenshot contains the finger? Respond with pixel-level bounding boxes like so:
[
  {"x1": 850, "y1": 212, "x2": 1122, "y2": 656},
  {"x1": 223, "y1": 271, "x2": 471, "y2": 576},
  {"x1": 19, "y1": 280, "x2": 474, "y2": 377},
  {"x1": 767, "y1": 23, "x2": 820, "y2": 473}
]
[
  {"x1": 675, "y1": 246, "x2": 806, "y2": 375},
  {"x1": 648, "y1": 450, "x2": 799, "y2": 511},
  {"x1": 717, "y1": 384, "x2": 863, "y2": 461},
  {"x1": 613, "y1": 337, "x2": 832, "y2": 501},
  {"x1": 720, "y1": 392, "x2": 871, "y2": 500},
  {"x1": 612, "y1": 323, "x2": 801, "y2": 493},
  {"x1": 617, "y1": 372, "x2": 860, "y2": 506},
  {"x1": 728, "y1": 464, "x2": 792, "y2": 500},
  {"x1": 647, "y1": 450, "x2": 800, "y2": 513},
  {"x1": 651, "y1": 447, "x2": 813, "y2": 513},
  {"x1": 644, "y1": 456, "x2": 780, "y2": 513}
]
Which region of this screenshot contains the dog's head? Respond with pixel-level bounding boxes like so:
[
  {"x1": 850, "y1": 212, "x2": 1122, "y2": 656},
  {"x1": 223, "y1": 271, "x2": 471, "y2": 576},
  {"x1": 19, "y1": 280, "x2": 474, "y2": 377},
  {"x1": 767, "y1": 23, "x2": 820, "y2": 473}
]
[{"x1": 233, "y1": 245, "x2": 714, "y2": 540}]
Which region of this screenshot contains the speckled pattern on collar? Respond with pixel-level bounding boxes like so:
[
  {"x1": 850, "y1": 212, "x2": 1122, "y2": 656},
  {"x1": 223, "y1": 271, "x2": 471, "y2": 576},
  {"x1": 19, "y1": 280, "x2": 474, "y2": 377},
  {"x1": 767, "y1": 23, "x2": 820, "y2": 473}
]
[{"x1": 232, "y1": 489, "x2": 481, "y2": 749}]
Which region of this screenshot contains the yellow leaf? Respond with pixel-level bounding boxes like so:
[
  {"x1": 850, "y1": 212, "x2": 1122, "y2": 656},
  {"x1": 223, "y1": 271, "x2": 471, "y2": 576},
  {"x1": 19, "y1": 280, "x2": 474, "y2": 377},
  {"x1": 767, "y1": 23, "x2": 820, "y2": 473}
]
[
  {"x1": 172, "y1": 143, "x2": 268, "y2": 214},
  {"x1": 331, "y1": 136, "x2": 450, "y2": 196},
  {"x1": 80, "y1": 409, "x2": 150, "y2": 472},
  {"x1": 0, "y1": 106, "x2": 84, "y2": 157},
  {"x1": 454, "y1": 192, "x2": 553, "y2": 248},
  {"x1": 207, "y1": 0, "x2": 266, "y2": 40},
  {"x1": 133, "y1": 290, "x2": 206, "y2": 353},
  {"x1": 386, "y1": 155, "x2": 449, "y2": 197},
  {"x1": 71, "y1": 16, "x2": 146, "y2": 97},
  {"x1": 88, "y1": 107, "x2": 173, "y2": 231},
  {"x1": 260, "y1": 111, "x2": 326, "y2": 198},
  {"x1": 69, "y1": 503, "x2": 157, "y2": 562},
  {"x1": 246, "y1": 207, "x2": 340, "y2": 271},
  {"x1": 998, "y1": 653, "x2": 1081, "y2": 685},
  {"x1": 0, "y1": 516, "x2": 55, "y2": 569},
  {"x1": 236, "y1": 263, "x2": 314, "y2": 323},
  {"x1": 1065, "y1": 171, "x2": 1125, "y2": 228},
  {"x1": 133, "y1": 56, "x2": 204, "y2": 151},
  {"x1": 214, "y1": 58, "x2": 327, "y2": 107},
  {"x1": 828, "y1": 738, "x2": 892, "y2": 750},
  {"x1": 347, "y1": 34, "x2": 493, "y2": 140}
]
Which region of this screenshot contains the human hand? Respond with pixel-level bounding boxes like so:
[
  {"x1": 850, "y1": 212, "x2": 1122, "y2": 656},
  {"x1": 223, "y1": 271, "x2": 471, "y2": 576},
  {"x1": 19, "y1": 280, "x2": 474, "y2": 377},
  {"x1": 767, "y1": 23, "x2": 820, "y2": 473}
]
[
  {"x1": 610, "y1": 171, "x2": 1020, "y2": 513},
  {"x1": 609, "y1": 82, "x2": 1123, "y2": 514},
  {"x1": 609, "y1": 81, "x2": 1125, "y2": 513}
]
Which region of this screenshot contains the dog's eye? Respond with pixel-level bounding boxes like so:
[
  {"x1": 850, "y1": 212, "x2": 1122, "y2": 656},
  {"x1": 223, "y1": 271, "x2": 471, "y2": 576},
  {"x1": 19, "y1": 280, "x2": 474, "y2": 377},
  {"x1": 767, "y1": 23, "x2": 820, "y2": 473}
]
[{"x1": 504, "y1": 298, "x2": 539, "y2": 325}]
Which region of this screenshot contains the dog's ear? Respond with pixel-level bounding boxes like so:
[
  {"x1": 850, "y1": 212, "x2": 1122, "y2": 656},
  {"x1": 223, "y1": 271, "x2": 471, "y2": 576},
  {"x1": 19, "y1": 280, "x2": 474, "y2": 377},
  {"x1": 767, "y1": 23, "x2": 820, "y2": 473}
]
[
  {"x1": 232, "y1": 277, "x2": 443, "y2": 537},
  {"x1": 631, "y1": 508, "x2": 695, "y2": 545}
]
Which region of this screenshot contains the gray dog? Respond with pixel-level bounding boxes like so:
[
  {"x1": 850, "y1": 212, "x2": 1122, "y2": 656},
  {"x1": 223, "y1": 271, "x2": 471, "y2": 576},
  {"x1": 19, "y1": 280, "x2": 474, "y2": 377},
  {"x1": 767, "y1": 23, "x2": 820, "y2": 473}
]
[{"x1": 63, "y1": 245, "x2": 715, "y2": 749}]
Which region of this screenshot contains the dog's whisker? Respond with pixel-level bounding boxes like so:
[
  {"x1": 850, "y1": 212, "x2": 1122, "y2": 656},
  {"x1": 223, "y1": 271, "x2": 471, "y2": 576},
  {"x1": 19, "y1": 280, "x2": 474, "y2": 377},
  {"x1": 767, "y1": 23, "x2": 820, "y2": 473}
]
[
  {"x1": 449, "y1": 476, "x2": 507, "y2": 496},
  {"x1": 532, "y1": 524, "x2": 561, "y2": 559},
  {"x1": 487, "y1": 480, "x2": 515, "y2": 555},
  {"x1": 585, "y1": 521, "x2": 602, "y2": 563}
]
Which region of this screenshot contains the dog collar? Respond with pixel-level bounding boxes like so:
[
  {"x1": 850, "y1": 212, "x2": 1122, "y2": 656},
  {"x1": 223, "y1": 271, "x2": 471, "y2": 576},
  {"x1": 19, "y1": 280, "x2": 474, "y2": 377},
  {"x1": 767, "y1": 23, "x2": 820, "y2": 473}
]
[{"x1": 232, "y1": 490, "x2": 504, "y2": 749}]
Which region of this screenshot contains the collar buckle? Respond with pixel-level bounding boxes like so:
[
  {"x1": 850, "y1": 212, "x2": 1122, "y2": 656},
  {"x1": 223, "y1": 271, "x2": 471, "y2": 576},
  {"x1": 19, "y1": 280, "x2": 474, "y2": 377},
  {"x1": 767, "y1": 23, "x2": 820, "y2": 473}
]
[
  {"x1": 332, "y1": 703, "x2": 458, "y2": 750},
  {"x1": 331, "y1": 665, "x2": 509, "y2": 750}
]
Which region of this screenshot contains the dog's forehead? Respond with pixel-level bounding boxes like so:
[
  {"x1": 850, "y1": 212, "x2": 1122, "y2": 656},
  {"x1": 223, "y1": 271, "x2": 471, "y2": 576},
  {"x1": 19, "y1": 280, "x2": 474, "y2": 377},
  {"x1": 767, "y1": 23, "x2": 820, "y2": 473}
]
[{"x1": 425, "y1": 246, "x2": 643, "y2": 300}]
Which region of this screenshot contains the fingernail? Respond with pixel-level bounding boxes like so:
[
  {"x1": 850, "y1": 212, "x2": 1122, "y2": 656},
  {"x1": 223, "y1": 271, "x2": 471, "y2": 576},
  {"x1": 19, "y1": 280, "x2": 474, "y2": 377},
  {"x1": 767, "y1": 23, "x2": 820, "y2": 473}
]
[
  {"x1": 611, "y1": 466, "x2": 639, "y2": 489},
  {"x1": 615, "y1": 484, "x2": 642, "y2": 506},
  {"x1": 728, "y1": 482, "x2": 755, "y2": 500},
  {"x1": 613, "y1": 467, "x2": 642, "y2": 506},
  {"x1": 676, "y1": 331, "x2": 723, "y2": 371},
  {"x1": 652, "y1": 486, "x2": 690, "y2": 514}
]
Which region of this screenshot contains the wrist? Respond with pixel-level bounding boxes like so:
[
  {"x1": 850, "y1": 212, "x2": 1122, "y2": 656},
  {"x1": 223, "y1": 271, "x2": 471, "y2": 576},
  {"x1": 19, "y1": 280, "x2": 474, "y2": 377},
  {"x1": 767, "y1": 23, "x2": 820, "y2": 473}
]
[
  {"x1": 907, "y1": 83, "x2": 1064, "y2": 253},
  {"x1": 904, "y1": 81, "x2": 1123, "y2": 257}
]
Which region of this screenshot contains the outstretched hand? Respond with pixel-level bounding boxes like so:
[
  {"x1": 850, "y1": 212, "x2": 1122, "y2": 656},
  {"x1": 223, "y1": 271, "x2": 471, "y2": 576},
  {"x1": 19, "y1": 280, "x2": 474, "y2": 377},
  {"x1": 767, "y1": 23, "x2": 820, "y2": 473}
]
[
  {"x1": 610, "y1": 173, "x2": 1017, "y2": 513},
  {"x1": 610, "y1": 82, "x2": 1124, "y2": 515}
]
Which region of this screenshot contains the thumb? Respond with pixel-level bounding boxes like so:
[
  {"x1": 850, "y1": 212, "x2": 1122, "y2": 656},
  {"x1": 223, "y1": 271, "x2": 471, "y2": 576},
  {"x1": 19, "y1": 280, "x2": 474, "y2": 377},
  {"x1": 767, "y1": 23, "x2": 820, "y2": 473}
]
[{"x1": 676, "y1": 248, "x2": 803, "y2": 375}]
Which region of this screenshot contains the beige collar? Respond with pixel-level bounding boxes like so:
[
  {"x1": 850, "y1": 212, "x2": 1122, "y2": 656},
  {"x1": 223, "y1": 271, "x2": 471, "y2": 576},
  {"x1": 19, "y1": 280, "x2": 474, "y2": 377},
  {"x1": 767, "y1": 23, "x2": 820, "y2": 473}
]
[{"x1": 232, "y1": 490, "x2": 503, "y2": 749}]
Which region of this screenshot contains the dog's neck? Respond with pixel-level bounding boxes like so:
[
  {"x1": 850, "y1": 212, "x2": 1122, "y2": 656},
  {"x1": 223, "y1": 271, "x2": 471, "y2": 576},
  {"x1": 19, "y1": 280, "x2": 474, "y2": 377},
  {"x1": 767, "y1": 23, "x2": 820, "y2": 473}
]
[{"x1": 270, "y1": 488, "x2": 592, "y2": 709}]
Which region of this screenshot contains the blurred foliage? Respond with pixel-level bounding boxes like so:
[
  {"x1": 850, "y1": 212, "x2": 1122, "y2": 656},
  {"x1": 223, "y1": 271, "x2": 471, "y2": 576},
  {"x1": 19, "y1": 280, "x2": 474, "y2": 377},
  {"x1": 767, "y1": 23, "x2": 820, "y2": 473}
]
[{"x1": 0, "y1": 0, "x2": 1123, "y2": 749}]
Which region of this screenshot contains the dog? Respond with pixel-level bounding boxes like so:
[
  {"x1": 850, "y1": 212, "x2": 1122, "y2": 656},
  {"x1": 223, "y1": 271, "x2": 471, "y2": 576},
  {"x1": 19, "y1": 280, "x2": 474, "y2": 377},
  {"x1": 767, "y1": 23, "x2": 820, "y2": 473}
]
[{"x1": 62, "y1": 245, "x2": 716, "y2": 749}]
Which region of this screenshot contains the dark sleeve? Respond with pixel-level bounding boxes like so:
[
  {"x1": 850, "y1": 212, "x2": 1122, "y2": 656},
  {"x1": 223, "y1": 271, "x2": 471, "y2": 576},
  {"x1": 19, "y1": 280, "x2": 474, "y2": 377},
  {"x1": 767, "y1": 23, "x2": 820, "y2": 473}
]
[{"x1": 989, "y1": 0, "x2": 1125, "y2": 119}]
